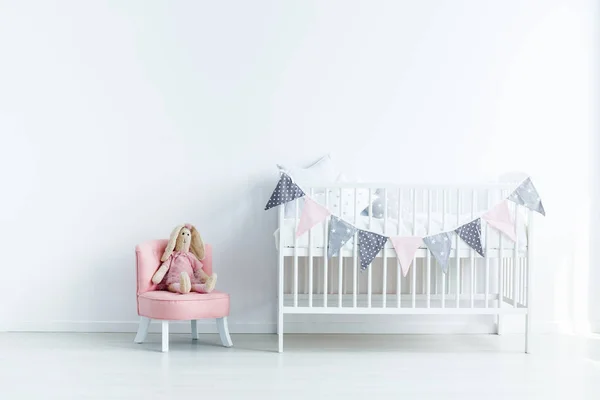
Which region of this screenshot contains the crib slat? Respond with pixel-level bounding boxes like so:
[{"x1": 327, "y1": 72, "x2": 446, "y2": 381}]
[
  {"x1": 441, "y1": 190, "x2": 447, "y2": 308},
  {"x1": 278, "y1": 203, "x2": 285, "y2": 337},
  {"x1": 521, "y1": 258, "x2": 525, "y2": 305},
  {"x1": 397, "y1": 188, "x2": 402, "y2": 308},
  {"x1": 498, "y1": 228, "x2": 504, "y2": 308},
  {"x1": 422, "y1": 192, "x2": 427, "y2": 295},
  {"x1": 456, "y1": 189, "x2": 461, "y2": 308},
  {"x1": 518, "y1": 259, "x2": 522, "y2": 305},
  {"x1": 382, "y1": 188, "x2": 388, "y2": 308},
  {"x1": 497, "y1": 190, "x2": 505, "y2": 331},
  {"x1": 412, "y1": 189, "x2": 417, "y2": 308},
  {"x1": 506, "y1": 257, "x2": 510, "y2": 299},
  {"x1": 470, "y1": 189, "x2": 475, "y2": 309},
  {"x1": 338, "y1": 189, "x2": 343, "y2": 308},
  {"x1": 338, "y1": 255, "x2": 343, "y2": 307},
  {"x1": 304, "y1": 257, "x2": 308, "y2": 295},
  {"x1": 505, "y1": 259, "x2": 508, "y2": 298},
  {"x1": 293, "y1": 198, "x2": 299, "y2": 307},
  {"x1": 513, "y1": 204, "x2": 519, "y2": 308},
  {"x1": 485, "y1": 190, "x2": 490, "y2": 308},
  {"x1": 353, "y1": 187, "x2": 358, "y2": 308},
  {"x1": 426, "y1": 190, "x2": 432, "y2": 308},
  {"x1": 308, "y1": 189, "x2": 314, "y2": 308},
  {"x1": 507, "y1": 261, "x2": 510, "y2": 300},
  {"x1": 368, "y1": 189, "x2": 373, "y2": 308},
  {"x1": 323, "y1": 189, "x2": 329, "y2": 308},
  {"x1": 433, "y1": 191, "x2": 438, "y2": 299}
]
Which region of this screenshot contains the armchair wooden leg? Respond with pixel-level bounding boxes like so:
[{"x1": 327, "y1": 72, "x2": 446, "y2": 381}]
[
  {"x1": 191, "y1": 320, "x2": 198, "y2": 340},
  {"x1": 134, "y1": 317, "x2": 151, "y2": 344},
  {"x1": 161, "y1": 320, "x2": 169, "y2": 352},
  {"x1": 216, "y1": 317, "x2": 233, "y2": 348}
]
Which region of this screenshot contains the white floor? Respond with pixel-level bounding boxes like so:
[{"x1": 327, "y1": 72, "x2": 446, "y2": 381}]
[{"x1": 1, "y1": 333, "x2": 599, "y2": 399}]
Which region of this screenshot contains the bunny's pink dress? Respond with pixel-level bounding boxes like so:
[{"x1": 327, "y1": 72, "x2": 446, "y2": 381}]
[{"x1": 158, "y1": 251, "x2": 206, "y2": 291}]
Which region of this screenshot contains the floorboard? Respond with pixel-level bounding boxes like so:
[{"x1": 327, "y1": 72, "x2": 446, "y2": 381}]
[{"x1": 0, "y1": 333, "x2": 599, "y2": 399}]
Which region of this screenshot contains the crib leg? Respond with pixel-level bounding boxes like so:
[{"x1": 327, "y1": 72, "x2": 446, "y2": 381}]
[
  {"x1": 277, "y1": 310, "x2": 284, "y2": 353},
  {"x1": 525, "y1": 313, "x2": 531, "y2": 354},
  {"x1": 277, "y1": 312, "x2": 283, "y2": 353},
  {"x1": 496, "y1": 315, "x2": 503, "y2": 335}
]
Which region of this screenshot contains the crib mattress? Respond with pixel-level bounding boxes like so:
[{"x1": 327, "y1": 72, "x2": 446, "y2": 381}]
[{"x1": 274, "y1": 213, "x2": 528, "y2": 251}]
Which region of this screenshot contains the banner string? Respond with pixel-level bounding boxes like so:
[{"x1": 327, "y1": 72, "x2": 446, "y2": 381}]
[{"x1": 289, "y1": 175, "x2": 532, "y2": 240}]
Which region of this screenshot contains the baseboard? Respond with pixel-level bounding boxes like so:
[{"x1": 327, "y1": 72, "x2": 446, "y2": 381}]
[
  {"x1": 6, "y1": 318, "x2": 568, "y2": 335},
  {"x1": 8, "y1": 321, "x2": 275, "y2": 334},
  {"x1": 499, "y1": 318, "x2": 571, "y2": 334}
]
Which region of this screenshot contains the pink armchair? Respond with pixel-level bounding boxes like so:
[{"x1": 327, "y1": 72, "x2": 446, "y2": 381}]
[{"x1": 134, "y1": 240, "x2": 232, "y2": 352}]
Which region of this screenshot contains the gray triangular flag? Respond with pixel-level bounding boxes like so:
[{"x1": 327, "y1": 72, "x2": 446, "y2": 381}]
[
  {"x1": 264, "y1": 173, "x2": 305, "y2": 210},
  {"x1": 508, "y1": 177, "x2": 545, "y2": 216},
  {"x1": 327, "y1": 216, "x2": 357, "y2": 258},
  {"x1": 455, "y1": 218, "x2": 485, "y2": 257},
  {"x1": 423, "y1": 232, "x2": 453, "y2": 273},
  {"x1": 358, "y1": 230, "x2": 388, "y2": 271}
]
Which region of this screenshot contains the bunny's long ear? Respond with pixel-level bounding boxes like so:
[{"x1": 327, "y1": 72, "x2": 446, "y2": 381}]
[
  {"x1": 189, "y1": 225, "x2": 205, "y2": 261},
  {"x1": 161, "y1": 225, "x2": 184, "y2": 262}
]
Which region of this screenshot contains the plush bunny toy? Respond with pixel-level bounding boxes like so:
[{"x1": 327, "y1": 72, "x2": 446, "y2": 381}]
[{"x1": 151, "y1": 224, "x2": 217, "y2": 294}]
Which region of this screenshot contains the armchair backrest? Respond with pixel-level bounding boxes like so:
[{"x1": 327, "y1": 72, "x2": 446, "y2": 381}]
[{"x1": 135, "y1": 240, "x2": 213, "y2": 295}]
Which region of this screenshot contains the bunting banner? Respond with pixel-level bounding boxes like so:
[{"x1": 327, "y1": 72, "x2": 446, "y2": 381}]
[
  {"x1": 423, "y1": 232, "x2": 453, "y2": 273},
  {"x1": 481, "y1": 200, "x2": 517, "y2": 242},
  {"x1": 389, "y1": 236, "x2": 422, "y2": 277},
  {"x1": 455, "y1": 218, "x2": 485, "y2": 257},
  {"x1": 265, "y1": 173, "x2": 545, "y2": 274},
  {"x1": 358, "y1": 230, "x2": 388, "y2": 271},
  {"x1": 296, "y1": 197, "x2": 331, "y2": 237},
  {"x1": 508, "y1": 177, "x2": 545, "y2": 216},
  {"x1": 327, "y1": 216, "x2": 357, "y2": 258},
  {"x1": 264, "y1": 173, "x2": 305, "y2": 210}
]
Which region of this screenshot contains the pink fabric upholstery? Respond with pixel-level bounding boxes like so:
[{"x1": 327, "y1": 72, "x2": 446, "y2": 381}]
[
  {"x1": 138, "y1": 290, "x2": 230, "y2": 320},
  {"x1": 135, "y1": 241, "x2": 228, "y2": 320}
]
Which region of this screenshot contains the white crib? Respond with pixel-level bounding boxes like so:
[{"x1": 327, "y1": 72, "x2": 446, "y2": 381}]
[{"x1": 275, "y1": 182, "x2": 535, "y2": 353}]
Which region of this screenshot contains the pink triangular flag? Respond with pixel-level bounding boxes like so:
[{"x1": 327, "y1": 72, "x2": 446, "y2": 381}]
[
  {"x1": 389, "y1": 236, "x2": 422, "y2": 277},
  {"x1": 296, "y1": 197, "x2": 331, "y2": 237},
  {"x1": 482, "y1": 200, "x2": 517, "y2": 242}
]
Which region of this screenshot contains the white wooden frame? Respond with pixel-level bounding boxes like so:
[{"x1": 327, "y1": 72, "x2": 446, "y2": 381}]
[
  {"x1": 276, "y1": 182, "x2": 535, "y2": 353},
  {"x1": 134, "y1": 317, "x2": 233, "y2": 352}
]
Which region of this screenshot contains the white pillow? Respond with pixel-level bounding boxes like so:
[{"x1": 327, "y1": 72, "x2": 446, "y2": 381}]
[
  {"x1": 331, "y1": 172, "x2": 370, "y2": 220},
  {"x1": 322, "y1": 187, "x2": 370, "y2": 221},
  {"x1": 278, "y1": 154, "x2": 340, "y2": 188},
  {"x1": 281, "y1": 177, "x2": 370, "y2": 221}
]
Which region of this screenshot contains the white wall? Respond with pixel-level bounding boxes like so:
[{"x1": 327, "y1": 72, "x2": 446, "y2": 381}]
[{"x1": 0, "y1": 0, "x2": 597, "y2": 333}]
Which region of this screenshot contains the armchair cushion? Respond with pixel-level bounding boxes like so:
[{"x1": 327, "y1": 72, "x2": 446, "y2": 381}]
[{"x1": 138, "y1": 290, "x2": 230, "y2": 320}]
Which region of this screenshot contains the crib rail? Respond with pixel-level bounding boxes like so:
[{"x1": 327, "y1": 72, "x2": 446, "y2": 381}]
[{"x1": 277, "y1": 183, "x2": 531, "y2": 314}]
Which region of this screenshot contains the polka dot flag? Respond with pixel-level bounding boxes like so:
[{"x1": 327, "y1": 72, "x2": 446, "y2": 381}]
[
  {"x1": 455, "y1": 218, "x2": 485, "y2": 257},
  {"x1": 423, "y1": 232, "x2": 453, "y2": 273},
  {"x1": 508, "y1": 177, "x2": 545, "y2": 216},
  {"x1": 264, "y1": 173, "x2": 305, "y2": 210},
  {"x1": 327, "y1": 216, "x2": 357, "y2": 258},
  {"x1": 358, "y1": 230, "x2": 388, "y2": 271}
]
